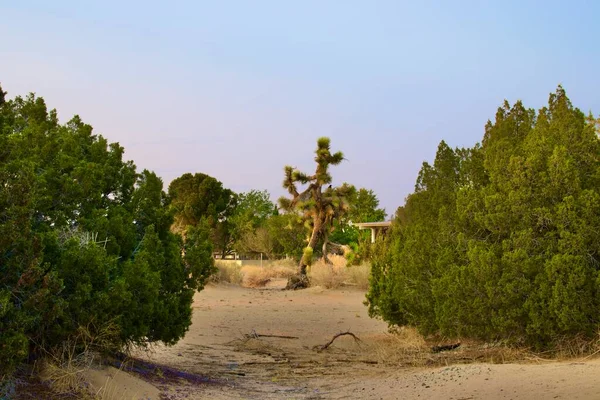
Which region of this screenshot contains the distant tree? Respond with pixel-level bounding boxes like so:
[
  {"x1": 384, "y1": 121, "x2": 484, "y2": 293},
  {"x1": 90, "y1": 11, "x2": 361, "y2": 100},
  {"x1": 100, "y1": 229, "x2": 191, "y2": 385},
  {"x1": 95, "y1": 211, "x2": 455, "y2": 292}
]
[
  {"x1": 168, "y1": 173, "x2": 237, "y2": 258},
  {"x1": 349, "y1": 188, "x2": 387, "y2": 223},
  {"x1": 230, "y1": 189, "x2": 277, "y2": 248},
  {"x1": 279, "y1": 137, "x2": 353, "y2": 287},
  {"x1": 266, "y1": 213, "x2": 306, "y2": 260},
  {"x1": 235, "y1": 227, "x2": 276, "y2": 259},
  {"x1": 330, "y1": 187, "x2": 387, "y2": 246}
]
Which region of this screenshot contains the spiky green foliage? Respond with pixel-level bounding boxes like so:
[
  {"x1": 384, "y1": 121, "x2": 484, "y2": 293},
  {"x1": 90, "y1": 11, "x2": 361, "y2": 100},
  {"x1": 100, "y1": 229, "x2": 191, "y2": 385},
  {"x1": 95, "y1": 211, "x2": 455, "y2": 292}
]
[
  {"x1": 303, "y1": 247, "x2": 314, "y2": 267},
  {"x1": 0, "y1": 89, "x2": 213, "y2": 376},
  {"x1": 367, "y1": 87, "x2": 600, "y2": 348},
  {"x1": 279, "y1": 138, "x2": 351, "y2": 277}
]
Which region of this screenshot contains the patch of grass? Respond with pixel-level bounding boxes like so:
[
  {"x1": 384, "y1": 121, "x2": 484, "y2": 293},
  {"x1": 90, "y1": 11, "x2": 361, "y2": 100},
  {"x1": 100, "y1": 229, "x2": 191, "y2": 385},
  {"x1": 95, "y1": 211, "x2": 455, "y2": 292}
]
[
  {"x1": 211, "y1": 261, "x2": 244, "y2": 285},
  {"x1": 363, "y1": 326, "x2": 538, "y2": 368},
  {"x1": 242, "y1": 264, "x2": 296, "y2": 288},
  {"x1": 242, "y1": 267, "x2": 273, "y2": 288},
  {"x1": 550, "y1": 332, "x2": 600, "y2": 359},
  {"x1": 39, "y1": 346, "x2": 95, "y2": 397},
  {"x1": 368, "y1": 327, "x2": 428, "y2": 365},
  {"x1": 273, "y1": 258, "x2": 297, "y2": 270},
  {"x1": 211, "y1": 260, "x2": 297, "y2": 287},
  {"x1": 308, "y1": 258, "x2": 347, "y2": 289},
  {"x1": 346, "y1": 262, "x2": 371, "y2": 290},
  {"x1": 308, "y1": 256, "x2": 372, "y2": 290},
  {"x1": 34, "y1": 321, "x2": 122, "y2": 399}
]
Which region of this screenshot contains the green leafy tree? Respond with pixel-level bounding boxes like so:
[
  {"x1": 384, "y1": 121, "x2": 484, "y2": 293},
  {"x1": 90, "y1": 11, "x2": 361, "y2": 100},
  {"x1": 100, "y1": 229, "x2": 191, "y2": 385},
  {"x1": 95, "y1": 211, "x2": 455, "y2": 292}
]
[
  {"x1": 330, "y1": 187, "x2": 387, "y2": 263},
  {"x1": 168, "y1": 173, "x2": 237, "y2": 258},
  {"x1": 348, "y1": 188, "x2": 387, "y2": 223},
  {"x1": 279, "y1": 137, "x2": 353, "y2": 286},
  {"x1": 265, "y1": 213, "x2": 306, "y2": 260},
  {"x1": 367, "y1": 87, "x2": 600, "y2": 349},
  {"x1": 0, "y1": 89, "x2": 213, "y2": 376},
  {"x1": 230, "y1": 189, "x2": 278, "y2": 255}
]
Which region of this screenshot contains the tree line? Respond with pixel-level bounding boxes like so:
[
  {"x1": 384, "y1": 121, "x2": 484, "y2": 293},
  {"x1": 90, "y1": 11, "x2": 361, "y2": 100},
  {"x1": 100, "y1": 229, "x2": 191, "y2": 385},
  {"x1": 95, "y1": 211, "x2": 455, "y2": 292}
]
[
  {"x1": 167, "y1": 151, "x2": 386, "y2": 267},
  {"x1": 367, "y1": 87, "x2": 600, "y2": 349}
]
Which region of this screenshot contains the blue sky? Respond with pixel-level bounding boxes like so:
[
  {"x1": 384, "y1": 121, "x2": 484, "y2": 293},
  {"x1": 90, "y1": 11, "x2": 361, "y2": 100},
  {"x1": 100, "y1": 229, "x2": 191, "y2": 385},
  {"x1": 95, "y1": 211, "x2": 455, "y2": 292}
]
[{"x1": 1, "y1": 1, "x2": 599, "y2": 215}]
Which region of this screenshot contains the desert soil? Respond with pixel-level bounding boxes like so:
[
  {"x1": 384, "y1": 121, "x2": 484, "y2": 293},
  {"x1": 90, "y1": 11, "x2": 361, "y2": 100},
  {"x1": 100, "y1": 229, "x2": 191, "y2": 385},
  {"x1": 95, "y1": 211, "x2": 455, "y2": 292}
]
[{"x1": 107, "y1": 279, "x2": 600, "y2": 400}]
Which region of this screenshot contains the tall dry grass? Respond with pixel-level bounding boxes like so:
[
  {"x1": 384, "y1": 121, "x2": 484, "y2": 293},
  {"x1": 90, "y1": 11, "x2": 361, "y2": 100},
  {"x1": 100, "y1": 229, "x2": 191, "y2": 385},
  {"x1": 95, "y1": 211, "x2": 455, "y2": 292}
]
[
  {"x1": 211, "y1": 256, "x2": 372, "y2": 290},
  {"x1": 211, "y1": 260, "x2": 297, "y2": 287},
  {"x1": 308, "y1": 255, "x2": 371, "y2": 289},
  {"x1": 308, "y1": 258, "x2": 347, "y2": 289},
  {"x1": 37, "y1": 321, "x2": 122, "y2": 398},
  {"x1": 346, "y1": 262, "x2": 371, "y2": 290},
  {"x1": 364, "y1": 327, "x2": 537, "y2": 367},
  {"x1": 241, "y1": 264, "x2": 297, "y2": 288},
  {"x1": 210, "y1": 261, "x2": 244, "y2": 285}
]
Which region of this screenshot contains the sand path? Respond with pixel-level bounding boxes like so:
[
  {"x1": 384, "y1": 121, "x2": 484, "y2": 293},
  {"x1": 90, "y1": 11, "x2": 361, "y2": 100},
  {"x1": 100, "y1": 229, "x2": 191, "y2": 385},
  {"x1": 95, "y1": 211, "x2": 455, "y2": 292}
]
[{"x1": 127, "y1": 281, "x2": 600, "y2": 399}]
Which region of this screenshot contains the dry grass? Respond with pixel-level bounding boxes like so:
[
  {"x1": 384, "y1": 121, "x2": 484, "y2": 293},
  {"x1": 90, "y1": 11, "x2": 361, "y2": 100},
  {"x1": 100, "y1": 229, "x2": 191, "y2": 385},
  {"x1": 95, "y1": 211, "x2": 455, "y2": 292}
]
[
  {"x1": 211, "y1": 256, "x2": 372, "y2": 290},
  {"x1": 363, "y1": 327, "x2": 539, "y2": 368},
  {"x1": 368, "y1": 327, "x2": 428, "y2": 366},
  {"x1": 549, "y1": 333, "x2": 600, "y2": 359},
  {"x1": 346, "y1": 262, "x2": 371, "y2": 290},
  {"x1": 274, "y1": 258, "x2": 297, "y2": 270},
  {"x1": 308, "y1": 258, "x2": 347, "y2": 289},
  {"x1": 308, "y1": 256, "x2": 371, "y2": 290},
  {"x1": 211, "y1": 261, "x2": 244, "y2": 285},
  {"x1": 242, "y1": 264, "x2": 296, "y2": 288},
  {"x1": 211, "y1": 260, "x2": 297, "y2": 287},
  {"x1": 39, "y1": 346, "x2": 95, "y2": 397},
  {"x1": 35, "y1": 321, "x2": 123, "y2": 398}
]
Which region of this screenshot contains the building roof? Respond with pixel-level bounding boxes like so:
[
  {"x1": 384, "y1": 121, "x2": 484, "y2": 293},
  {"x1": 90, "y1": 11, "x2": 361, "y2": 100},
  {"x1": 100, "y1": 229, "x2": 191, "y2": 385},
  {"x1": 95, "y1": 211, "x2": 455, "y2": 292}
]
[{"x1": 352, "y1": 221, "x2": 392, "y2": 229}]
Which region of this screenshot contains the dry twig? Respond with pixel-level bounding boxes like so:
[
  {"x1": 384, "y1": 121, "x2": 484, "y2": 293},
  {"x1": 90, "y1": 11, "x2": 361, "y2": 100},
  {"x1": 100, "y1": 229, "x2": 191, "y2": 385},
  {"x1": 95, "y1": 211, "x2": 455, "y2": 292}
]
[
  {"x1": 244, "y1": 330, "x2": 299, "y2": 340},
  {"x1": 314, "y1": 331, "x2": 362, "y2": 352}
]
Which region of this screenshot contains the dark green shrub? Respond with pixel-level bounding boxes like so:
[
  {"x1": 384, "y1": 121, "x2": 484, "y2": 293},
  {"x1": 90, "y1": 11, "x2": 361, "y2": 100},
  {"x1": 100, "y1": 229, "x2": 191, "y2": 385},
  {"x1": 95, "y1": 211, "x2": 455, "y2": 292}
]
[
  {"x1": 0, "y1": 89, "x2": 213, "y2": 376},
  {"x1": 367, "y1": 87, "x2": 600, "y2": 349}
]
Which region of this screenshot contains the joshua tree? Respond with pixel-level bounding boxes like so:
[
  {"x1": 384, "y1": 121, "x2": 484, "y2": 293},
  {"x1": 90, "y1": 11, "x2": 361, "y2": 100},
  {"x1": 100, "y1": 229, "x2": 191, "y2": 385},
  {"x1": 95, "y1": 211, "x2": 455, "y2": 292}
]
[{"x1": 279, "y1": 137, "x2": 354, "y2": 288}]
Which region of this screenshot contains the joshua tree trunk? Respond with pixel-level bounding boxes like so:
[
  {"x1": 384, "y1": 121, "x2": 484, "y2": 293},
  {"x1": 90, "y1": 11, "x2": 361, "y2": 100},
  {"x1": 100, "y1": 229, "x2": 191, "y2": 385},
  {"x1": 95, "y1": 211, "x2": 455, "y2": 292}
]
[
  {"x1": 322, "y1": 231, "x2": 331, "y2": 264},
  {"x1": 298, "y1": 217, "x2": 321, "y2": 276}
]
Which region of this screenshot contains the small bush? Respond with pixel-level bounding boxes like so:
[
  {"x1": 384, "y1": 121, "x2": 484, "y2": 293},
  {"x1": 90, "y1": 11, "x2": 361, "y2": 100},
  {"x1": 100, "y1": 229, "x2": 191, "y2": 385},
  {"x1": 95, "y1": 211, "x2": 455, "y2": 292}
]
[
  {"x1": 242, "y1": 268, "x2": 273, "y2": 288},
  {"x1": 346, "y1": 262, "x2": 371, "y2": 290},
  {"x1": 242, "y1": 264, "x2": 296, "y2": 288},
  {"x1": 308, "y1": 259, "x2": 347, "y2": 289},
  {"x1": 370, "y1": 327, "x2": 427, "y2": 365},
  {"x1": 211, "y1": 261, "x2": 243, "y2": 284}
]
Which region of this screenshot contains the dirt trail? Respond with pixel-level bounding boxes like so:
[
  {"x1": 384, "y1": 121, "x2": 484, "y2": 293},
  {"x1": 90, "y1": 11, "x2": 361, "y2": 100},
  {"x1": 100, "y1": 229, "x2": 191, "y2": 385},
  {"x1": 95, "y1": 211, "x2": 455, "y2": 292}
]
[{"x1": 131, "y1": 281, "x2": 600, "y2": 399}]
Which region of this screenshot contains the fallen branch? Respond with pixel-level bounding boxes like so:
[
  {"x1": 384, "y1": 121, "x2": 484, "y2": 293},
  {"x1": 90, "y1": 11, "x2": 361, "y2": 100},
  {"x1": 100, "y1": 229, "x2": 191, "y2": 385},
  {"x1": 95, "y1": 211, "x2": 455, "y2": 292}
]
[
  {"x1": 335, "y1": 359, "x2": 379, "y2": 364},
  {"x1": 431, "y1": 342, "x2": 461, "y2": 353},
  {"x1": 314, "y1": 331, "x2": 362, "y2": 352},
  {"x1": 244, "y1": 330, "x2": 299, "y2": 340}
]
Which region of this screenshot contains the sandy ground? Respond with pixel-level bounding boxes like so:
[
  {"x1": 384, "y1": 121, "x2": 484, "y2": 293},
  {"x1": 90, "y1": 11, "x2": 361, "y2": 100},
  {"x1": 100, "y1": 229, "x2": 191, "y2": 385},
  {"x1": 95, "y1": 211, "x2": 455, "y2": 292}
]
[{"x1": 112, "y1": 280, "x2": 600, "y2": 400}]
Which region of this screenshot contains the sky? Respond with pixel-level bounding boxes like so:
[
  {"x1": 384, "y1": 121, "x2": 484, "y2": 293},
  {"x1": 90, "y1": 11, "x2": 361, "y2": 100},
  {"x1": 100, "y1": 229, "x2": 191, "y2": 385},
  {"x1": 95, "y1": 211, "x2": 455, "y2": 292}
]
[{"x1": 1, "y1": 0, "x2": 599, "y2": 215}]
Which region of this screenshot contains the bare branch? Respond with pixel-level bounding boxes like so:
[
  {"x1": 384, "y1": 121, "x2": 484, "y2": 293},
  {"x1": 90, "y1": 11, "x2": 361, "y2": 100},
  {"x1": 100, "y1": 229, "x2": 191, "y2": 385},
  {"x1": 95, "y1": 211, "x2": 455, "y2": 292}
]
[
  {"x1": 244, "y1": 330, "x2": 299, "y2": 340},
  {"x1": 314, "y1": 331, "x2": 362, "y2": 351}
]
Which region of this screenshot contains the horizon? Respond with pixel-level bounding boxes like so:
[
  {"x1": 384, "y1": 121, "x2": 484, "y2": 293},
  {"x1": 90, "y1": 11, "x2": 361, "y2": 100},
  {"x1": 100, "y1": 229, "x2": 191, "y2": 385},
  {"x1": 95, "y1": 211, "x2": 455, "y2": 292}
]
[{"x1": 2, "y1": 1, "x2": 599, "y2": 214}]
